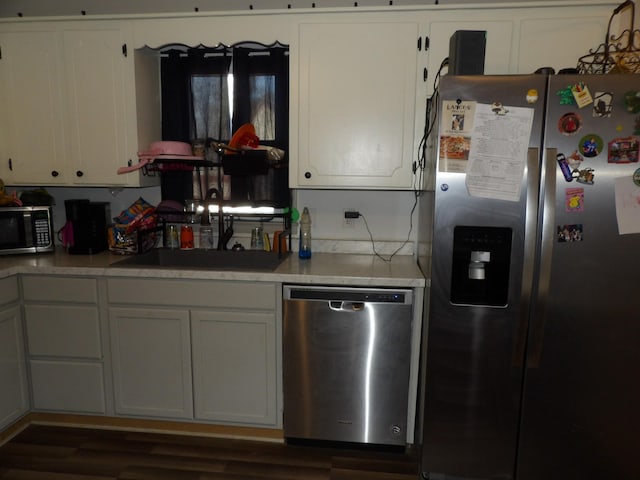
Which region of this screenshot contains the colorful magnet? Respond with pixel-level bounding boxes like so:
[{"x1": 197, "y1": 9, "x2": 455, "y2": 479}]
[
  {"x1": 567, "y1": 150, "x2": 584, "y2": 170},
  {"x1": 572, "y1": 82, "x2": 593, "y2": 108},
  {"x1": 556, "y1": 86, "x2": 575, "y2": 105},
  {"x1": 634, "y1": 168, "x2": 640, "y2": 187},
  {"x1": 576, "y1": 168, "x2": 595, "y2": 185},
  {"x1": 624, "y1": 90, "x2": 640, "y2": 113},
  {"x1": 558, "y1": 113, "x2": 582, "y2": 135},
  {"x1": 557, "y1": 153, "x2": 574, "y2": 182},
  {"x1": 565, "y1": 187, "x2": 585, "y2": 212},
  {"x1": 608, "y1": 137, "x2": 639, "y2": 163},
  {"x1": 579, "y1": 134, "x2": 603, "y2": 158},
  {"x1": 526, "y1": 89, "x2": 539, "y2": 104},
  {"x1": 592, "y1": 91, "x2": 613, "y2": 117},
  {"x1": 557, "y1": 224, "x2": 583, "y2": 242}
]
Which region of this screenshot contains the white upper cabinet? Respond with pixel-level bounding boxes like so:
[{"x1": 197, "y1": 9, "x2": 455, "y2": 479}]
[
  {"x1": 0, "y1": 21, "x2": 159, "y2": 187},
  {"x1": 290, "y1": 21, "x2": 421, "y2": 189},
  {"x1": 0, "y1": 29, "x2": 67, "y2": 184},
  {"x1": 63, "y1": 26, "x2": 138, "y2": 186}
]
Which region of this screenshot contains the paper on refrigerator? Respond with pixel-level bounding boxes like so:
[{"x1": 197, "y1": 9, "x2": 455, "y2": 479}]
[
  {"x1": 464, "y1": 103, "x2": 534, "y2": 202},
  {"x1": 438, "y1": 101, "x2": 476, "y2": 173},
  {"x1": 614, "y1": 176, "x2": 640, "y2": 235}
]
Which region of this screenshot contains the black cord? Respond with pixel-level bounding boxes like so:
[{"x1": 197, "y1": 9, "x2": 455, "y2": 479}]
[
  {"x1": 360, "y1": 193, "x2": 418, "y2": 262},
  {"x1": 414, "y1": 57, "x2": 448, "y2": 186},
  {"x1": 362, "y1": 57, "x2": 449, "y2": 263}
]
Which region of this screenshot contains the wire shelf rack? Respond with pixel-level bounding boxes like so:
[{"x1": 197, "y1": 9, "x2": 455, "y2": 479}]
[{"x1": 577, "y1": 0, "x2": 640, "y2": 74}]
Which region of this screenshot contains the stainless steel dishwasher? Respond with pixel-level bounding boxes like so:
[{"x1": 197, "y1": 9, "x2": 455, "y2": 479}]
[{"x1": 282, "y1": 285, "x2": 413, "y2": 446}]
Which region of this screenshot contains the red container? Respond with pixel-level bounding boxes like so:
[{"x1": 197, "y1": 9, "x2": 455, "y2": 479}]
[{"x1": 180, "y1": 225, "x2": 194, "y2": 250}]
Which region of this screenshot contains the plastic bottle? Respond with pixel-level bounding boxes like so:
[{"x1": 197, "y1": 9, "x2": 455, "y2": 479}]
[{"x1": 299, "y1": 207, "x2": 312, "y2": 259}]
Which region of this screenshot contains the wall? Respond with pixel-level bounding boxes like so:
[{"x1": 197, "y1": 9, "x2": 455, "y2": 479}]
[{"x1": 20, "y1": 185, "x2": 161, "y2": 238}]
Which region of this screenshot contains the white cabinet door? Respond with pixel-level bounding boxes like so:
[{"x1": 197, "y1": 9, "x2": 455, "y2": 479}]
[
  {"x1": 0, "y1": 305, "x2": 29, "y2": 429},
  {"x1": 0, "y1": 29, "x2": 67, "y2": 185},
  {"x1": 191, "y1": 310, "x2": 277, "y2": 426},
  {"x1": 62, "y1": 26, "x2": 139, "y2": 186},
  {"x1": 291, "y1": 21, "x2": 419, "y2": 189},
  {"x1": 30, "y1": 360, "x2": 106, "y2": 413},
  {"x1": 109, "y1": 307, "x2": 193, "y2": 419}
]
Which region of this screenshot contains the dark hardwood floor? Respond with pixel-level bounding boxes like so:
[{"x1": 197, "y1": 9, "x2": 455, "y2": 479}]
[{"x1": 0, "y1": 425, "x2": 419, "y2": 479}]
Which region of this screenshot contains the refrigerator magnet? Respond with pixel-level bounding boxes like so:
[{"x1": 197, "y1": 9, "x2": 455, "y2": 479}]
[
  {"x1": 557, "y1": 224, "x2": 583, "y2": 242},
  {"x1": 576, "y1": 168, "x2": 595, "y2": 185},
  {"x1": 557, "y1": 153, "x2": 574, "y2": 182},
  {"x1": 579, "y1": 134, "x2": 603, "y2": 158},
  {"x1": 592, "y1": 91, "x2": 613, "y2": 117},
  {"x1": 565, "y1": 187, "x2": 585, "y2": 212},
  {"x1": 608, "y1": 137, "x2": 639, "y2": 163},
  {"x1": 633, "y1": 168, "x2": 640, "y2": 187},
  {"x1": 623, "y1": 90, "x2": 640, "y2": 113},
  {"x1": 526, "y1": 88, "x2": 539, "y2": 104},
  {"x1": 556, "y1": 86, "x2": 575, "y2": 105},
  {"x1": 558, "y1": 113, "x2": 582, "y2": 135},
  {"x1": 491, "y1": 102, "x2": 508, "y2": 115},
  {"x1": 567, "y1": 150, "x2": 584, "y2": 170},
  {"x1": 572, "y1": 82, "x2": 593, "y2": 108}
]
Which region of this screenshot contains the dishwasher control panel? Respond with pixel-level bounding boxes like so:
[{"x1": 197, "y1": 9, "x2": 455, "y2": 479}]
[{"x1": 285, "y1": 286, "x2": 412, "y2": 304}]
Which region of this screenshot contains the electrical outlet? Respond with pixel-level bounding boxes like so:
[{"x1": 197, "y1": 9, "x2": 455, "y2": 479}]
[{"x1": 343, "y1": 209, "x2": 359, "y2": 227}]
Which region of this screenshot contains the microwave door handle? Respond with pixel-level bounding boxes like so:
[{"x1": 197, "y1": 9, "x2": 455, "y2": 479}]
[{"x1": 23, "y1": 212, "x2": 34, "y2": 247}]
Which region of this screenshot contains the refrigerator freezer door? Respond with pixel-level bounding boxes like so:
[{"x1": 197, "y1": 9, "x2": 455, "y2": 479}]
[
  {"x1": 421, "y1": 75, "x2": 548, "y2": 479},
  {"x1": 516, "y1": 74, "x2": 640, "y2": 480}
]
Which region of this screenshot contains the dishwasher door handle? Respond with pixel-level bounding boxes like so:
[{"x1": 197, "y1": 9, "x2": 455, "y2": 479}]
[{"x1": 329, "y1": 301, "x2": 365, "y2": 312}]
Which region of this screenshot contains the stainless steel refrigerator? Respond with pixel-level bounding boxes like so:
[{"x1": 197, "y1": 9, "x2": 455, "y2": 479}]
[{"x1": 419, "y1": 74, "x2": 640, "y2": 479}]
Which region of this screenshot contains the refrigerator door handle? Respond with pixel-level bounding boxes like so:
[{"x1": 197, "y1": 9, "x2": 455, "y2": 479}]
[
  {"x1": 513, "y1": 147, "x2": 541, "y2": 367},
  {"x1": 527, "y1": 147, "x2": 557, "y2": 368}
]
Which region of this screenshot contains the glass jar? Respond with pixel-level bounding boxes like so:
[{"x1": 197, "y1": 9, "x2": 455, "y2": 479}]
[{"x1": 199, "y1": 226, "x2": 214, "y2": 250}]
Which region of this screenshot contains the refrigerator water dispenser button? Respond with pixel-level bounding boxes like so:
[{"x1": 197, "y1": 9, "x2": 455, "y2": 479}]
[{"x1": 469, "y1": 250, "x2": 491, "y2": 280}]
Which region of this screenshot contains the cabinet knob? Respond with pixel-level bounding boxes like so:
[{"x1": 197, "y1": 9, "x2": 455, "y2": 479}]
[
  {"x1": 304, "y1": 171, "x2": 312, "y2": 179},
  {"x1": 51, "y1": 170, "x2": 59, "y2": 177},
  {"x1": 76, "y1": 170, "x2": 84, "y2": 177}
]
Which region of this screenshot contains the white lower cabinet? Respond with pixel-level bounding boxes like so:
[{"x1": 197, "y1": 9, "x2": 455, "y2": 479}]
[
  {"x1": 106, "y1": 278, "x2": 279, "y2": 427},
  {"x1": 29, "y1": 360, "x2": 105, "y2": 413},
  {"x1": 0, "y1": 287, "x2": 29, "y2": 428},
  {"x1": 191, "y1": 310, "x2": 276, "y2": 425},
  {"x1": 109, "y1": 307, "x2": 193, "y2": 419},
  {"x1": 21, "y1": 275, "x2": 107, "y2": 414}
]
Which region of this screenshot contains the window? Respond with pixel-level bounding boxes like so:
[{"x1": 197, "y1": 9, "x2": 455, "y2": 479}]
[
  {"x1": 159, "y1": 42, "x2": 289, "y2": 206},
  {"x1": 160, "y1": 42, "x2": 288, "y2": 150}
]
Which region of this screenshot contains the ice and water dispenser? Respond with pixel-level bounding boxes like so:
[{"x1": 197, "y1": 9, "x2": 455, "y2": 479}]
[{"x1": 450, "y1": 226, "x2": 512, "y2": 306}]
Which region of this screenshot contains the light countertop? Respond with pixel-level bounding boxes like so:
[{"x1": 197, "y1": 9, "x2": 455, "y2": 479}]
[{"x1": 0, "y1": 248, "x2": 427, "y2": 288}]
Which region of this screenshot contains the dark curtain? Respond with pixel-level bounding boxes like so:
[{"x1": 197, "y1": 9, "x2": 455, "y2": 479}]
[
  {"x1": 160, "y1": 43, "x2": 289, "y2": 207},
  {"x1": 160, "y1": 48, "x2": 231, "y2": 202},
  {"x1": 229, "y1": 46, "x2": 289, "y2": 206}
]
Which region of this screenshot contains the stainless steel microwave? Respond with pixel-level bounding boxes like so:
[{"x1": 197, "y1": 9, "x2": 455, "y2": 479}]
[{"x1": 0, "y1": 206, "x2": 54, "y2": 255}]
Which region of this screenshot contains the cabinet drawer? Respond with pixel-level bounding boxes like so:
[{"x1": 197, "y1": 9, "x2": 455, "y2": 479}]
[
  {"x1": 0, "y1": 276, "x2": 19, "y2": 306},
  {"x1": 22, "y1": 275, "x2": 98, "y2": 303},
  {"x1": 30, "y1": 360, "x2": 106, "y2": 413},
  {"x1": 107, "y1": 278, "x2": 276, "y2": 310},
  {"x1": 24, "y1": 305, "x2": 101, "y2": 358}
]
